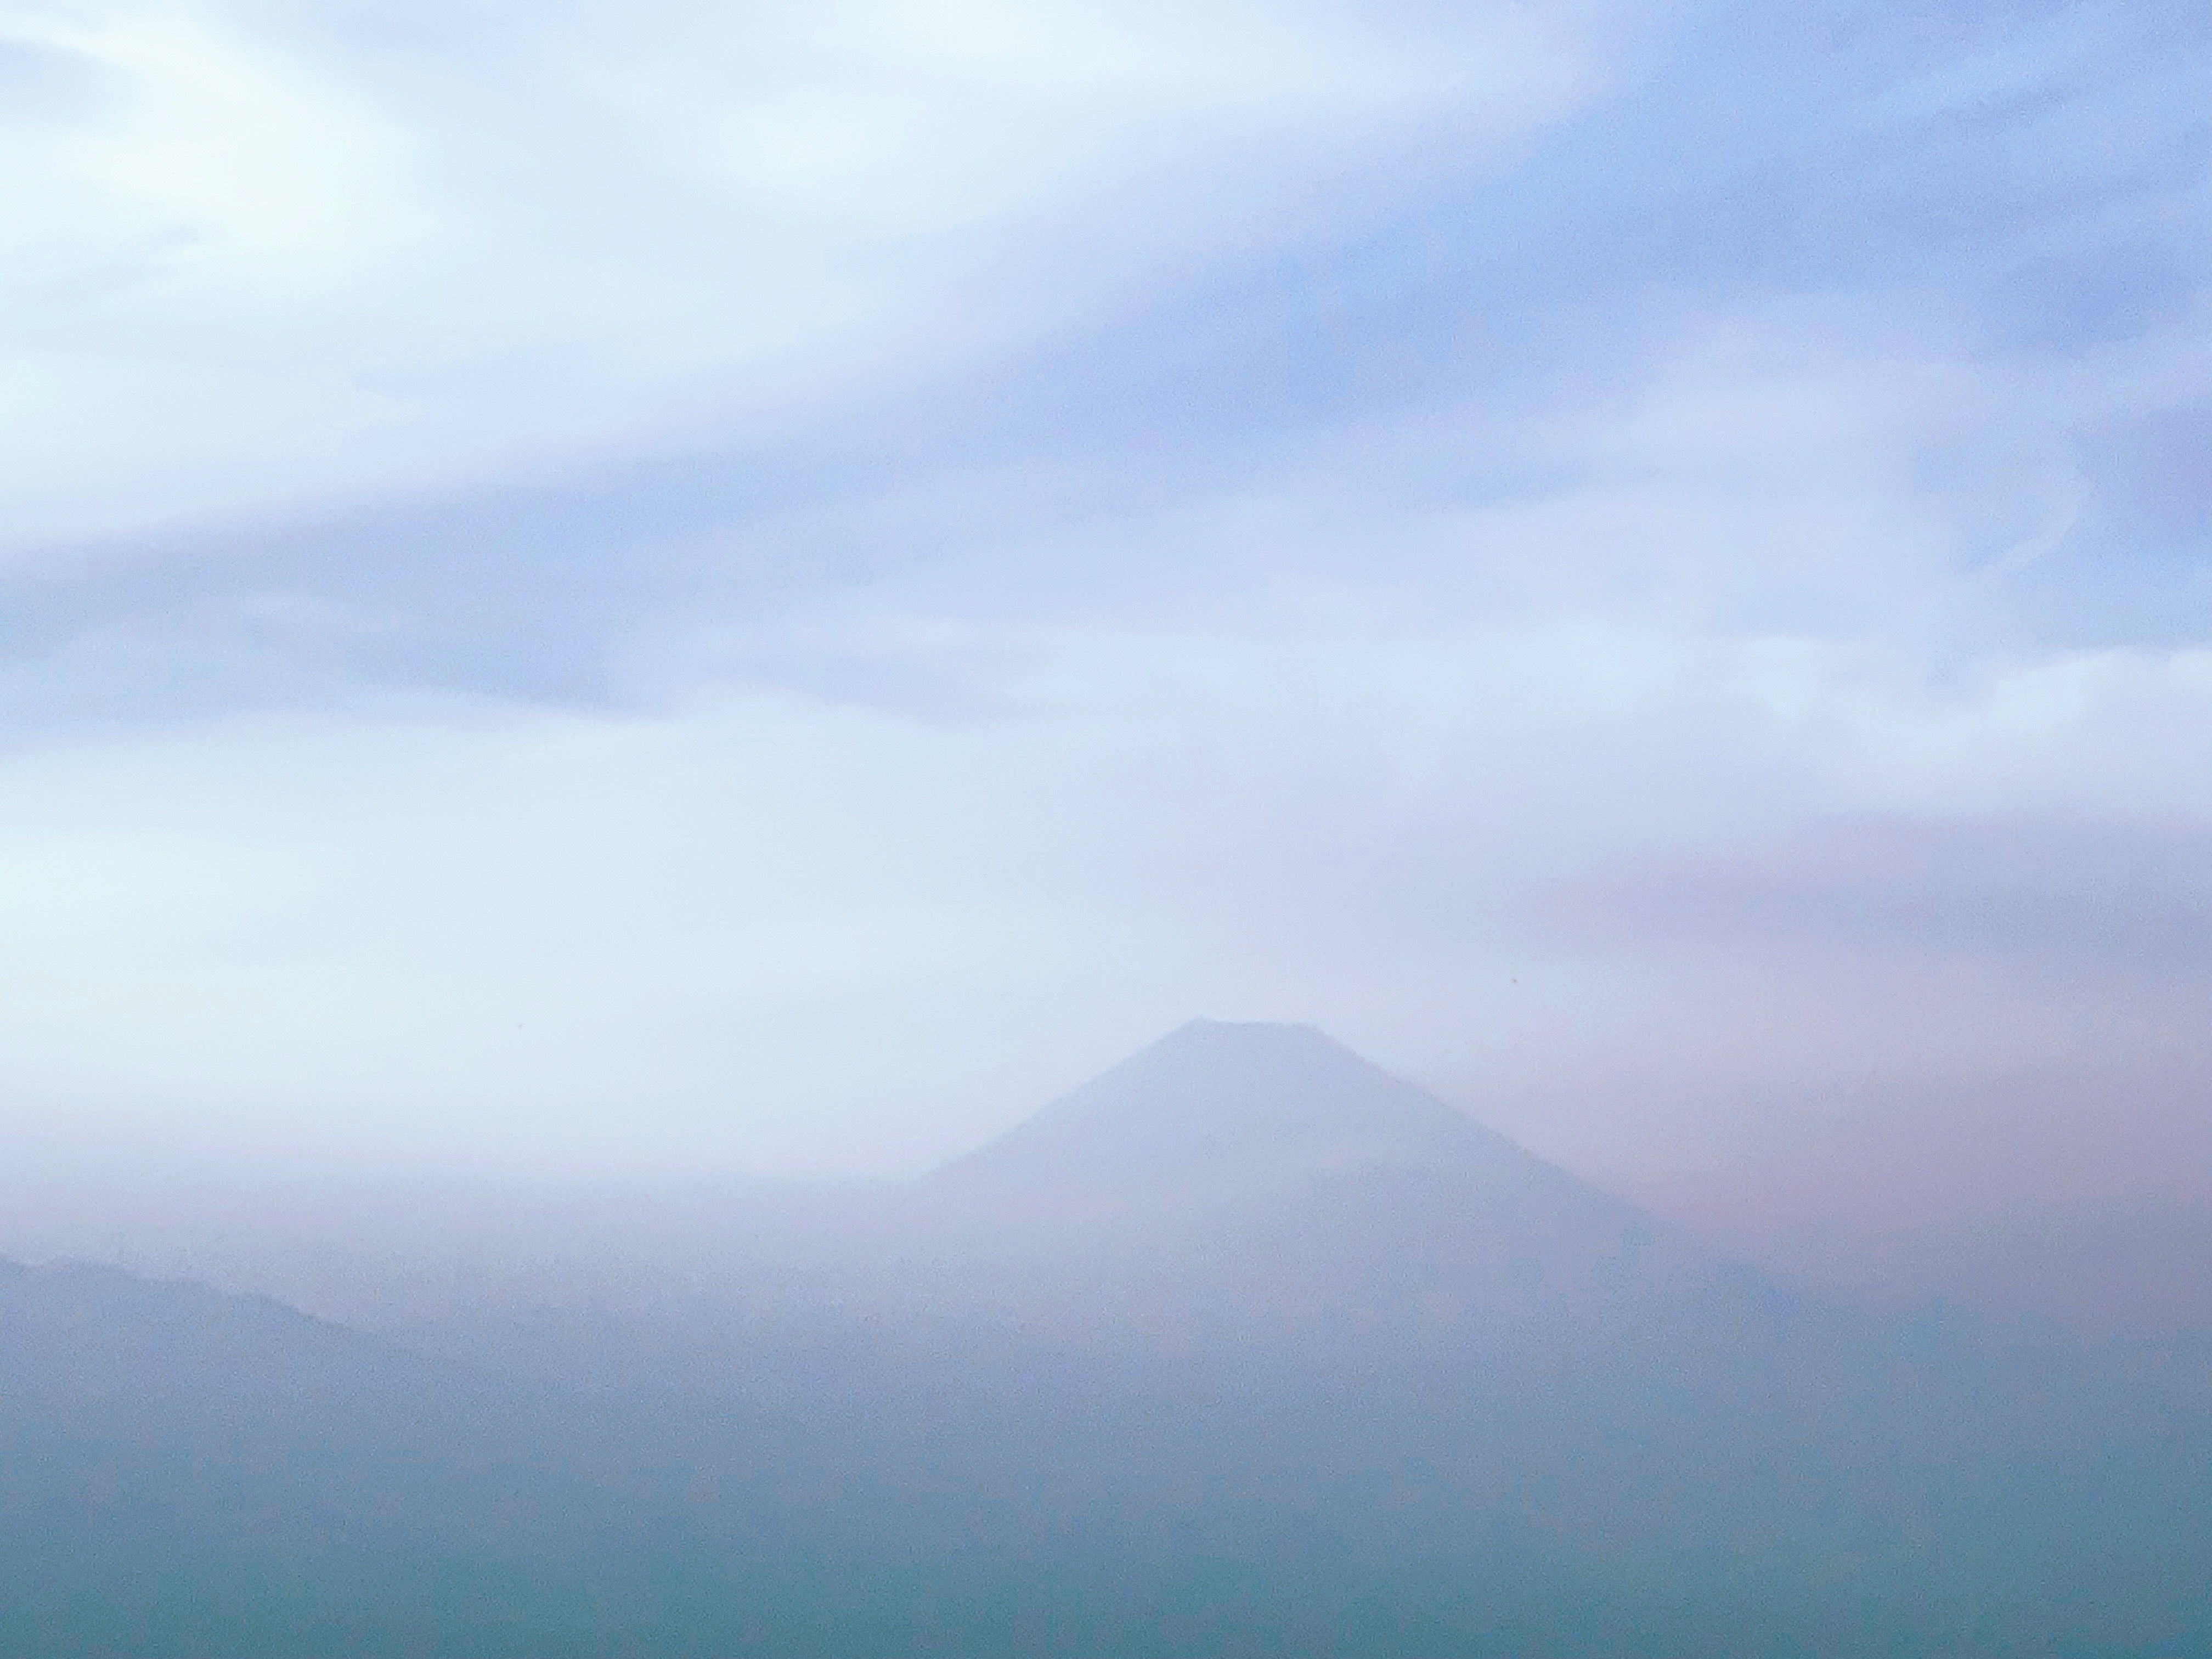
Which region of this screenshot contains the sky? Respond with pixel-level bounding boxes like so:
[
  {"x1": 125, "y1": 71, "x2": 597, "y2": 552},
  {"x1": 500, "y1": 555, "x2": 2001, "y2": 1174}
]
[{"x1": 1, "y1": 0, "x2": 2205, "y2": 1180}]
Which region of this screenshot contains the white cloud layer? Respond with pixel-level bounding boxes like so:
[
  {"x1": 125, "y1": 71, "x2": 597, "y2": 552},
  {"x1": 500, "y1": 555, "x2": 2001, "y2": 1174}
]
[{"x1": 0, "y1": 0, "x2": 2204, "y2": 1177}]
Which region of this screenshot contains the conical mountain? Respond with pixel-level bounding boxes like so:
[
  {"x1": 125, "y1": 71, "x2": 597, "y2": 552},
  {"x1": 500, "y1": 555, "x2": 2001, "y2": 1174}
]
[
  {"x1": 901, "y1": 1019, "x2": 1682, "y2": 1333},
  {"x1": 929, "y1": 1018, "x2": 1529, "y2": 1200}
]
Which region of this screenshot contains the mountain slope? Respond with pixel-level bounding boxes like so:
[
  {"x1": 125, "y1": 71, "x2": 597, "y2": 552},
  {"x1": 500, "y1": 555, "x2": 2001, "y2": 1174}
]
[{"x1": 1634, "y1": 1053, "x2": 2212, "y2": 1336}]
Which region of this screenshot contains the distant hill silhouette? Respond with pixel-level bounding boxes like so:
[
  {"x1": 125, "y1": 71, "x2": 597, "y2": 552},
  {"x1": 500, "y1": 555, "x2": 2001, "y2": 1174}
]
[
  {"x1": 7, "y1": 1028, "x2": 2212, "y2": 1656},
  {"x1": 0, "y1": 1257, "x2": 679, "y2": 1655},
  {"x1": 885, "y1": 1019, "x2": 1685, "y2": 1336}
]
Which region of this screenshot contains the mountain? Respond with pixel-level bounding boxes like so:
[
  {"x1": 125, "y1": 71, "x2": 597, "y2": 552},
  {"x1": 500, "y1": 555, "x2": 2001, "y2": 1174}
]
[
  {"x1": 8, "y1": 1025, "x2": 2212, "y2": 1656},
  {"x1": 0, "y1": 1257, "x2": 681, "y2": 1655},
  {"x1": 876, "y1": 1019, "x2": 1685, "y2": 1337},
  {"x1": 930, "y1": 1018, "x2": 1521, "y2": 1199}
]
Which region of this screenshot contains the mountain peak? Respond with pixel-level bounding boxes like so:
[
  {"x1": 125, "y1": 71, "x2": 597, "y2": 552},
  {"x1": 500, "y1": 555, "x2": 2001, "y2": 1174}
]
[
  {"x1": 928, "y1": 1018, "x2": 1521, "y2": 1197},
  {"x1": 900, "y1": 1020, "x2": 1667, "y2": 1330}
]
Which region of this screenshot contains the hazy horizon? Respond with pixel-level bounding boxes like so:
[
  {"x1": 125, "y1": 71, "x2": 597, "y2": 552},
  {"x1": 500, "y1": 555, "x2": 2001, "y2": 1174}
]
[
  {"x1": 5, "y1": 1016, "x2": 2210, "y2": 1656},
  {"x1": 3, "y1": 1015, "x2": 2205, "y2": 1344}
]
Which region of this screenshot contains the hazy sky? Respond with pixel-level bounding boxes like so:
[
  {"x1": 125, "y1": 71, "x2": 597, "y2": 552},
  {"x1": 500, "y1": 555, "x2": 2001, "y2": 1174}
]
[{"x1": 2, "y1": 0, "x2": 2205, "y2": 1178}]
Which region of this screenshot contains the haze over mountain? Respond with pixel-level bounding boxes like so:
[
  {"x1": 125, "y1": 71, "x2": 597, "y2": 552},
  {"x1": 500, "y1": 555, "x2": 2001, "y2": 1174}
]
[
  {"x1": 7, "y1": 1023, "x2": 2212, "y2": 1655},
  {"x1": 2, "y1": 1020, "x2": 1684, "y2": 1338},
  {"x1": 4, "y1": 1019, "x2": 2204, "y2": 1344},
  {"x1": 1635, "y1": 1049, "x2": 2212, "y2": 1338}
]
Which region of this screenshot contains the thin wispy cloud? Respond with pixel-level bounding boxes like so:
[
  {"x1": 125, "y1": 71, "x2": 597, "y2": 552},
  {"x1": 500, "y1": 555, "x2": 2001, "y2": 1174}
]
[{"x1": 1, "y1": 0, "x2": 1610, "y2": 545}]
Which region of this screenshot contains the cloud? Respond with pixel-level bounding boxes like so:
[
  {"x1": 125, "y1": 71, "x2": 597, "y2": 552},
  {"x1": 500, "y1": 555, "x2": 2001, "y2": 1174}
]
[
  {"x1": 0, "y1": 0, "x2": 2204, "y2": 1177},
  {"x1": 0, "y1": 0, "x2": 1616, "y2": 550},
  {"x1": 3, "y1": 563, "x2": 2205, "y2": 1175}
]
